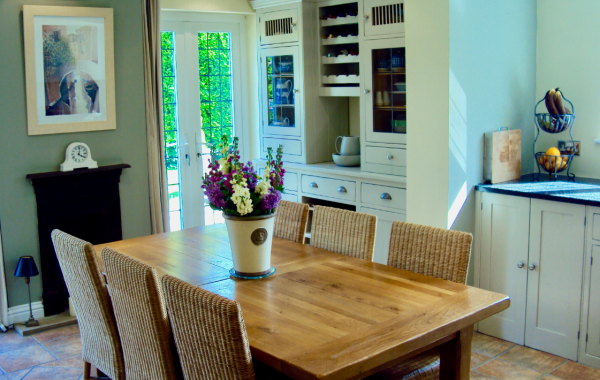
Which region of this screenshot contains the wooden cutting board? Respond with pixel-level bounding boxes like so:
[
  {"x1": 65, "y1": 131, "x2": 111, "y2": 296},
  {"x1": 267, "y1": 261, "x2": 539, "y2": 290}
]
[{"x1": 490, "y1": 128, "x2": 521, "y2": 184}]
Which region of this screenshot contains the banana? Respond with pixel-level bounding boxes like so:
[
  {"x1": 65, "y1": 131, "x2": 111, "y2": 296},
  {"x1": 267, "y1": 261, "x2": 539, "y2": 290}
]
[
  {"x1": 553, "y1": 88, "x2": 567, "y2": 115},
  {"x1": 545, "y1": 88, "x2": 559, "y2": 115}
]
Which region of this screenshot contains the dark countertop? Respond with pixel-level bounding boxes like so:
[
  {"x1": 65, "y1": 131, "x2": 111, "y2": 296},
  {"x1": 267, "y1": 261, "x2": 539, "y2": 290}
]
[{"x1": 475, "y1": 174, "x2": 600, "y2": 207}]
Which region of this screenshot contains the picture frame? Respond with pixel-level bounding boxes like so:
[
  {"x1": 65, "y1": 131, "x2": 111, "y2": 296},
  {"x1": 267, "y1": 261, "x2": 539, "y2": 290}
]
[{"x1": 23, "y1": 6, "x2": 116, "y2": 135}]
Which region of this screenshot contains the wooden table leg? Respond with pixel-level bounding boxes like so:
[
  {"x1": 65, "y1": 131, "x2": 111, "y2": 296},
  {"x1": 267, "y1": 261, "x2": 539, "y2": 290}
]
[{"x1": 439, "y1": 324, "x2": 474, "y2": 380}]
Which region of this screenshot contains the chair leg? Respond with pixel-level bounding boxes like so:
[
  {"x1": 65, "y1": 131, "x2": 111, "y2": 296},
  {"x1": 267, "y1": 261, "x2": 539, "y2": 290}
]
[{"x1": 83, "y1": 362, "x2": 91, "y2": 380}]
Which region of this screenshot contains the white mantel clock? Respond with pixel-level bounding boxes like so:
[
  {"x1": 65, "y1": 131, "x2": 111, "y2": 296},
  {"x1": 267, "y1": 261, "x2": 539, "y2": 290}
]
[{"x1": 60, "y1": 142, "x2": 98, "y2": 172}]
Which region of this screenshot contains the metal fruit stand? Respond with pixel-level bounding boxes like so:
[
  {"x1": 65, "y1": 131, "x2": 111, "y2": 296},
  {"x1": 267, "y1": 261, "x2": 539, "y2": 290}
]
[{"x1": 533, "y1": 94, "x2": 576, "y2": 180}]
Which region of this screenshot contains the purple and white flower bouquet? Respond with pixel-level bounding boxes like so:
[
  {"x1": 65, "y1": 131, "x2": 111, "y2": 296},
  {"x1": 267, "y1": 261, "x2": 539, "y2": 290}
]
[{"x1": 202, "y1": 134, "x2": 285, "y2": 217}]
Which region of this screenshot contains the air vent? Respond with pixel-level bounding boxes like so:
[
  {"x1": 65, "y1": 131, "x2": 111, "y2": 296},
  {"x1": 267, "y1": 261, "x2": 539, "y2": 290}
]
[
  {"x1": 265, "y1": 17, "x2": 293, "y2": 37},
  {"x1": 372, "y1": 3, "x2": 403, "y2": 26}
]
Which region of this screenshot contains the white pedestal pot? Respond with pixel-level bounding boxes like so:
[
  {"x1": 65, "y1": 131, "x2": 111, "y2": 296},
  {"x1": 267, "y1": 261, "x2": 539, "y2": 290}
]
[{"x1": 223, "y1": 213, "x2": 276, "y2": 276}]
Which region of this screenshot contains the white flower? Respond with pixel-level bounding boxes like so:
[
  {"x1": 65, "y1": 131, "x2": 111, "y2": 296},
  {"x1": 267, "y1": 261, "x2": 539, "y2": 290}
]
[
  {"x1": 218, "y1": 158, "x2": 230, "y2": 174},
  {"x1": 236, "y1": 198, "x2": 253, "y2": 215},
  {"x1": 233, "y1": 184, "x2": 250, "y2": 199},
  {"x1": 255, "y1": 180, "x2": 271, "y2": 197}
]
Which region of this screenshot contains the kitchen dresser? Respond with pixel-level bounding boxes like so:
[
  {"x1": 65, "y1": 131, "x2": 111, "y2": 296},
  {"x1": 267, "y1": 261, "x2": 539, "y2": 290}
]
[
  {"x1": 251, "y1": 0, "x2": 409, "y2": 257},
  {"x1": 474, "y1": 175, "x2": 600, "y2": 368}
]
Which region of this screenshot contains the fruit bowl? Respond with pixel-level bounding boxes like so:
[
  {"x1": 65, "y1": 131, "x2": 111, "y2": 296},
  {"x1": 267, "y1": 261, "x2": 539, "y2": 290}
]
[
  {"x1": 535, "y1": 152, "x2": 573, "y2": 175},
  {"x1": 535, "y1": 113, "x2": 575, "y2": 134}
]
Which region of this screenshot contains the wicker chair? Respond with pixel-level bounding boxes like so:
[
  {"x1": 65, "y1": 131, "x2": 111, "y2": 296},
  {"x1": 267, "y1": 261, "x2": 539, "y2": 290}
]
[
  {"x1": 367, "y1": 221, "x2": 473, "y2": 380},
  {"x1": 101, "y1": 247, "x2": 180, "y2": 380},
  {"x1": 50, "y1": 230, "x2": 125, "y2": 380},
  {"x1": 161, "y1": 275, "x2": 255, "y2": 380},
  {"x1": 310, "y1": 205, "x2": 377, "y2": 261},
  {"x1": 274, "y1": 200, "x2": 310, "y2": 244}
]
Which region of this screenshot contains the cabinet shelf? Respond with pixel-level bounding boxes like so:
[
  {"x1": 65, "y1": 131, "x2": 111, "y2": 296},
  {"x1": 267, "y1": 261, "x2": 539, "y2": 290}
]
[
  {"x1": 322, "y1": 75, "x2": 360, "y2": 84},
  {"x1": 322, "y1": 55, "x2": 360, "y2": 64},
  {"x1": 374, "y1": 71, "x2": 406, "y2": 75},
  {"x1": 374, "y1": 106, "x2": 406, "y2": 110},
  {"x1": 320, "y1": 16, "x2": 359, "y2": 27},
  {"x1": 322, "y1": 36, "x2": 359, "y2": 45},
  {"x1": 268, "y1": 74, "x2": 294, "y2": 78},
  {"x1": 269, "y1": 104, "x2": 295, "y2": 108}
]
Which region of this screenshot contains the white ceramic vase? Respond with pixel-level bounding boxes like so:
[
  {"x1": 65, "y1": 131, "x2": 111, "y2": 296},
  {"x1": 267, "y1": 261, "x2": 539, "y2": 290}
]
[{"x1": 223, "y1": 213, "x2": 276, "y2": 277}]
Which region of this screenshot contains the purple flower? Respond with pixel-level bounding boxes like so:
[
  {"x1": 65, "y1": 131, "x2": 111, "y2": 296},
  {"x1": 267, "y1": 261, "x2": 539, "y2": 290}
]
[{"x1": 260, "y1": 188, "x2": 281, "y2": 211}]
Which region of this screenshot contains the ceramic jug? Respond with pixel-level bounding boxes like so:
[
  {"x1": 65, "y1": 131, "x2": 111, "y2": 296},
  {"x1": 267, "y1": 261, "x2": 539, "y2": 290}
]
[
  {"x1": 335, "y1": 136, "x2": 360, "y2": 156},
  {"x1": 276, "y1": 80, "x2": 293, "y2": 105}
]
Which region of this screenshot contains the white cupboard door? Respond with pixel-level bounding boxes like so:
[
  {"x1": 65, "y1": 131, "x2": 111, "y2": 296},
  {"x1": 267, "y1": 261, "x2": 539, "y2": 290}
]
[
  {"x1": 580, "y1": 206, "x2": 600, "y2": 368},
  {"x1": 259, "y1": 9, "x2": 299, "y2": 46},
  {"x1": 478, "y1": 193, "x2": 530, "y2": 345},
  {"x1": 361, "y1": 207, "x2": 406, "y2": 264},
  {"x1": 261, "y1": 46, "x2": 302, "y2": 138},
  {"x1": 526, "y1": 199, "x2": 585, "y2": 360},
  {"x1": 363, "y1": 0, "x2": 405, "y2": 37}
]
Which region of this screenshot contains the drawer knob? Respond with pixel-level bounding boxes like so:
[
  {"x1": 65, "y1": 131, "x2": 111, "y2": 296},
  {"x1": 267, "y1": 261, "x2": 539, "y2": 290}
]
[
  {"x1": 380, "y1": 193, "x2": 392, "y2": 200},
  {"x1": 309, "y1": 182, "x2": 318, "y2": 188},
  {"x1": 290, "y1": 22, "x2": 297, "y2": 27},
  {"x1": 364, "y1": 89, "x2": 370, "y2": 94},
  {"x1": 338, "y1": 186, "x2": 347, "y2": 193},
  {"x1": 364, "y1": 15, "x2": 370, "y2": 21},
  {"x1": 529, "y1": 264, "x2": 536, "y2": 271},
  {"x1": 387, "y1": 155, "x2": 394, "y2": 160},
  {"x1": 517, "y1": 262, "x2": 525, "y2": 268}
]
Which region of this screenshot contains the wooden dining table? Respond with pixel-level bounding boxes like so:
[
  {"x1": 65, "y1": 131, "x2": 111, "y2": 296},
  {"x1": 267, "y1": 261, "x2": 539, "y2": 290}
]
[{"x1": 94, "y1": 224, "x2": 509, "y2": 380}]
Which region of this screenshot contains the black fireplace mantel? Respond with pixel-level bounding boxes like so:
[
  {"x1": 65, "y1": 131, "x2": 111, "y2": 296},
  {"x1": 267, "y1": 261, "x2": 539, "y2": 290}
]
[{"x1": 27, "y1": 164, "x2": 130, "y2": 316}]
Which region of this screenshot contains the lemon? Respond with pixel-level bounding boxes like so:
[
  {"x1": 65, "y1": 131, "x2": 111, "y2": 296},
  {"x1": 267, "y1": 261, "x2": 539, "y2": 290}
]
[{"x1": 546, "y1": 147, "x2": 560, "y2": 156}]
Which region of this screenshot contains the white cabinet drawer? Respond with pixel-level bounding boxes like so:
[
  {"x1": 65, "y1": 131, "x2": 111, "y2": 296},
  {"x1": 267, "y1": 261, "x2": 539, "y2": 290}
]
[
  {"x1": 592, "y1": 212, "x2": 600, "y2": 241},
  {"x1": 259, "y1": 169, "x2": 298, "y2": 192},
  {"x1": 365, "y1": 146, "x2": 406, "y2": 167},
  {"x1": 361, "y1": 183, "x2": 406, "y2": 211},
  {"x1": 301, "y1": 175, "x2": 356, "y2": 201},
  {"x1": 360, "y1": 207, "x2": 406, "y2": 264},
  {"x1": 281, "y1": 192, "x2": 298, "y2": 203},
  {"x1": 262, "y1": 137, "x2": 302, "y2": 156},
  {"x1": 259, "y1": 8, "x2": 299, "y2": 46}
]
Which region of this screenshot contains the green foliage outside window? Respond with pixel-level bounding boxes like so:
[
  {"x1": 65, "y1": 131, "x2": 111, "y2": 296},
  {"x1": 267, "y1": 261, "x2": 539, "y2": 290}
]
[
  {"x1": 43, "y1": 34, "x2": 75, "y2": 77},
  {"x1": 161, "y1": 31, "x2": 178, "y2": 172}
]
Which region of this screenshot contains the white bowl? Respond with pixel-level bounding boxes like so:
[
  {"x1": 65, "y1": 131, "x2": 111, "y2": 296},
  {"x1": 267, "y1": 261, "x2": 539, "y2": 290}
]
[{"x1": 332, "y1": 153, "x2": 360, "y2": 167}]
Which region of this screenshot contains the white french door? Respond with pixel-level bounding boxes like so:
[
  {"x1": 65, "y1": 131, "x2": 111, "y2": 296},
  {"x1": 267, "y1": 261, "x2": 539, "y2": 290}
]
[{"x1": 161, "y1": 15, "x2": 247, "y2": 231}]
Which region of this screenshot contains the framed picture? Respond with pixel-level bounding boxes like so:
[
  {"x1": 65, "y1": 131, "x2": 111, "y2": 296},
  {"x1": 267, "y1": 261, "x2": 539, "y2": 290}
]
[{"x1": 23, "y1": 6, "x2": 116, "y2": 135}]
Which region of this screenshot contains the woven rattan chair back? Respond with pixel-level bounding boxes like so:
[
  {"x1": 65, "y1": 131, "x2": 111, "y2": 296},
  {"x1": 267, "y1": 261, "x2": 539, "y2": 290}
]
[
  {"x1": 50, "y1": 230, "x2": 126, "y2": 380},
  {"x1": 101, "y1": 247, "x2": 180, "y2": 380},
  {"x1": 162, "y1": 275, "x2": 255, "y2": 380},
  {"x1": 273, "y1": 200, "x2": 310, "y2": 244},
  {"x1": 387, "y1": 221, "x2": 473, "y2": 284},
  {"x1": 310, "y1": 205, "x2": 377, "y2": 261}
]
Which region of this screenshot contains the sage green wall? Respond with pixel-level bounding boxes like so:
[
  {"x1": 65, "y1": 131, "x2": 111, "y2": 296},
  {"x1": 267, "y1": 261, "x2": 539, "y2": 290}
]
[{"x1": 0, "y1": 0, "x2": 151, "y2": 308}]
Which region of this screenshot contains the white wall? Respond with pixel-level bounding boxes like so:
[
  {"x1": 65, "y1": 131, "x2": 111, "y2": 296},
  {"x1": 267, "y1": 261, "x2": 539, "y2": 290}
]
[
  {"x1": 537, "y1": 0, "x2": 600, "y2": 178},
  {"x1": 405, "y1": 0, "x2": 450, "y2": 229}
]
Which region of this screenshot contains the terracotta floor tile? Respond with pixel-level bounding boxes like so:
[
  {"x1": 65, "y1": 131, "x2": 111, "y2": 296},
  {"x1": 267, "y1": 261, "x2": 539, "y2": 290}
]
[
  {"x1": 40, "y1": 355, "x2": 83, "y2": 369},
  {"x1": 471, "y1": 351, "x2": 492, "y2": 369},
  {"x1": 21, "y1": 366, "x2": 81, "y2": 380},
  {"x1": 470, "y1": 371, "x2": 496, "y2": 379},
  {"x1": 31, "y1": 325, "x2": 79, "y2": 343},
  {"x1": 0, "y1": 345, "x2": 55, "y2": 373},
  {"x1": 40, "y1": 334, "x2": 81, "y2": 360},
  {"x1": 472, "y1": 332, "x2": 516, "y2": 357},
  {"x1": 541, "y1": 375, "x2": 562, "y2": 379},
  {"x1": 476, "y1": 359, "x2": 542, "y2": 380},
  {"x1": 498, "y1": 345, "x2": 568, "y2": 373},
  {"x1": 550, "y1": 360, "x2": 600, "y2": 380},
  {"x1": 0, "y1": 368, "x2": 34, "y2": 380},
  {"x1": 0, "y1": 331, "x2": 37, "y2": 354}
]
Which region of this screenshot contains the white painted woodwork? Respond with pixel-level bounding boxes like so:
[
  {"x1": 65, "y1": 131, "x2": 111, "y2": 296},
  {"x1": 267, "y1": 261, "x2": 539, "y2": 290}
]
[
  {"x1": 363, "y1": 146, "x2": 407, "y2": 175},
  {"x1": 361, "y1": 183, "x2": 406, "y2": 210},
  {"x1": 363, "y1": 0, "x2": 405, "y2": 38},
  {"x1": 478, "y1": 193, "x2": 530, "y2": 345},
  {"x1": 301, "y1": 174, "x2": 356, "y2": 202},
  {"x1": 362, "y1": 37, "x2": 406, "y2": 145},
  {"x1": 281, "y1": 192, "x2": 298, "y2": 202},
  {"x1": 259, "y1": 8, "x2": 299, "y2": 45},
  {"x1": 261, "y1": 45, "x2": 302, "y2": 138},
  {"x1": 285, "y1": 172, "x2": 298, "y2": 192},
  {"x1": 262, "y1": 137, "x2": 302, "y2": 156},
  {"x1": 361, "y1": 206, "x2": 406, "y2": 264},
  {"x1": 526, "y1": 199, "x2": 585, "y2": 360},
  {"x1": 579, "y1": 206, "x2": 600, "y2": 368}
]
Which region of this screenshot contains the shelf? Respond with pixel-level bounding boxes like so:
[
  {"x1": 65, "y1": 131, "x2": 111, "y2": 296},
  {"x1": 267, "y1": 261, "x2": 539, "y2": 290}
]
[
  {"x1": 322, "y1": 75, "x2": 360, "y2": 84},
  {"x1": 320, "y1": 16, "x2": 359, "y2": 27},
  {"x1": 322, "y1": 55, "x2": 360, "y2": 64},
  {"x1": 374, "y1": 106, "x2": 406, "y2": 110},
  {"x1": 269, "y1": 104, "x2": 295, "y2": 108},
  {"x1": 374, "y1": 71, "x2": 406, "y2": 75},
  {"x1": 391, "y1": 91, "x2": 406, "y2": 94},
  {"x1": 268, "y1": 74, "x2": 294, "y2": 77},
  {"x1": 322, "y1": 36, "x2": 359, "y2": 45},
  {"x1": 319, "y1": 87, "x2": 360, "y2": 97}
]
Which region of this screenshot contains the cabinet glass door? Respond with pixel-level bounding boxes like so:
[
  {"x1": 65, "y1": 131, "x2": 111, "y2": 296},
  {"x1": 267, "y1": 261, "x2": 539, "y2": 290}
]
[
  {"x1": 365, "y1": 39, "x2": 406, "y2": 144},
  {"x1": 261, "y1": 46, "x2": 301, "y2": 137}
]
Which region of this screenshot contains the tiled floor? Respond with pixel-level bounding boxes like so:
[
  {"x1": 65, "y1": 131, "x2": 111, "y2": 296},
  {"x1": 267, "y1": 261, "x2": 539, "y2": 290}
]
[{"x1": 1, "y1": 325, "x2": 600, "y2": 379}]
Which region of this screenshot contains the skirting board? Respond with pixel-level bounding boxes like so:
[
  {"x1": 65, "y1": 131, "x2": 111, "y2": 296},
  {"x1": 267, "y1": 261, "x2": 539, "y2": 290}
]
[{"x1": 8, "y1": 302, "x2": 44, "y2": 325}]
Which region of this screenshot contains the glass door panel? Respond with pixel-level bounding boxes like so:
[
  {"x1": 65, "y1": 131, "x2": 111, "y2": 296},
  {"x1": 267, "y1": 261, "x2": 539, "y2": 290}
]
[
  {"x1": 365, "y1": 38, "x2": 406, "y2": 144},
  {"x1": 262, "y1": 46, "x2": 301, "y2": 137}
]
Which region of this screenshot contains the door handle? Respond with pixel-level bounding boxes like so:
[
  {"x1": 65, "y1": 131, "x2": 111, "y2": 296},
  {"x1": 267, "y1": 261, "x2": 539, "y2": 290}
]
[
  {"x1": 517, "y1": 262, "x2": 525, "y2": 268},
  {"x1": 309, "y1": 182, "x2": 318, "y2": 188},
  {"x1": 338, "y1": 186, "x2": 347, "y2": 193},
  {"x1": 529, "y1": 264, "x2": 536, "y2": 271},
  {"x1": 178, "y1": 141, "x2": 190, "y2": 166}
]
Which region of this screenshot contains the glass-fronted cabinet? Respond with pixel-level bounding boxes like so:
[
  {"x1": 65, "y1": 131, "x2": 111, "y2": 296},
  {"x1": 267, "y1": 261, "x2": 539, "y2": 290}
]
[
  {"x1": 364, "y1": 38, "x2": 406, "y2": 144},
  {"x1": 261, "y1": 46, "x2": 302, "y2": 137}
]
